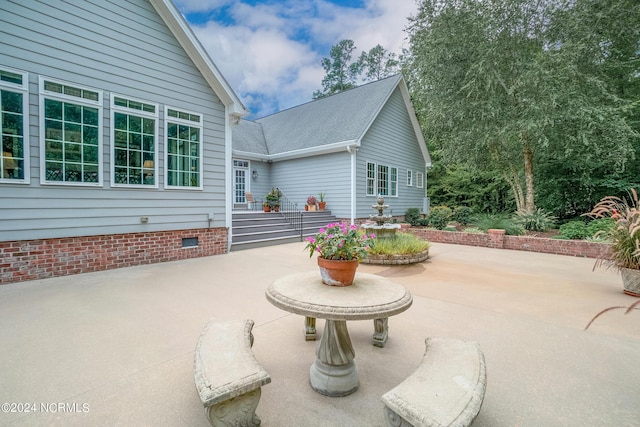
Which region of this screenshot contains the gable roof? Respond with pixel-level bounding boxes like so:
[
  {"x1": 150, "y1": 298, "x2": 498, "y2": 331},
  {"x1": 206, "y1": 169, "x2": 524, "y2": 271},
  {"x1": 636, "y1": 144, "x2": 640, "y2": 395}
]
[
  {"x1": 149, "y1": 0, "x2": 247, "y2": 120},
  {"x1": 234, "y1": 74, "x2": 431, "y2": 165}
]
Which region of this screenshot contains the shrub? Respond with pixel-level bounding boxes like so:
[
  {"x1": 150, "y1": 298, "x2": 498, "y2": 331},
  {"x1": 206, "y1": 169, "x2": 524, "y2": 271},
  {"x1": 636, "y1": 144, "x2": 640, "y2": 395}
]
[
  {"x1": 513, "y1": 208, "x2": 557, "y2": 232},
  {"x1": 586, "y1": 217, "x2": 615, "y2": 239},
  {"x1": 557, "y1": 221, "x2": 587, "y2": 240},
  {"x1": 426, "y1": 205, "x2": 452, "y2": 230},
  {"x1": 470, "y1": 213, "x2": 524, "y2": 236},
  {"x1": 452, "y1": 206, "x2": 472, "y2": 225},
  {"x1": 404, "y1": 208, "x2": 422, "y2": 226}
]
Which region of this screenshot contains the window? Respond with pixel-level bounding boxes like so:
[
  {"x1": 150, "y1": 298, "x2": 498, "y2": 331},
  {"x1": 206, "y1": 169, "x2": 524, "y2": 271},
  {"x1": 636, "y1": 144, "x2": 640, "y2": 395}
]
[
  {"x1": 366, "y1": 161, "x2": 398, "y2": 197},
  {"x1": 111, "y1": 95, "x2": 158, "y2": 187},
  {"x1": 407, "y1": 170, "x2": 413, "y2": 186},
  {"x1": 417, "y1": 172, "x2": 424, "y2": 188},
  {"x1": 1, "y1": 67, "x2": 29, "y2": 183},
  {"x1": 40, "y1": 77, "x2": 102, "y2": 185},
  {"x1": 165, "y1": 107, "x2": 202, "y2": 189}
]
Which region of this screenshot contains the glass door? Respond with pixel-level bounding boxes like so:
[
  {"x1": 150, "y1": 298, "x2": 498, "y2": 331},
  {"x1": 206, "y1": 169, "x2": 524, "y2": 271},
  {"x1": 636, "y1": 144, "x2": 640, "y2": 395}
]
[{"x1": 233, "y1": 160, "x2": 249, "y2": 204}]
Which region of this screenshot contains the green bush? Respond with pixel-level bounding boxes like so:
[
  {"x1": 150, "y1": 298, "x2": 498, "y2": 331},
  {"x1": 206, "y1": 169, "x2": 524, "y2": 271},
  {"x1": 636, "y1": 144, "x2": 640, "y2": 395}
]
[
  {"x1": 586, "y1": 217, "x2": 615, "y2": 239},
  {"x1": 557, "y1": 221, "x2": 587, "y2": 240},
  {"x1": 368, "y1": 232, "x2": 430, "y2": 255},
  {"x1": 404, "y1": 208, "x2": 422, "y2": 226},
  {"x1": 426, "y1": 205, "x2": 452, "y2": 230},
  {"x1": 470, "y1": 213, "x2": 524, "y2": 236},
  {"x1": 513, "y1": 208, "x2": 557, "y2": 232},
  {"x1": 452, "y1": 206, "x2": 472, "y2": 225}
]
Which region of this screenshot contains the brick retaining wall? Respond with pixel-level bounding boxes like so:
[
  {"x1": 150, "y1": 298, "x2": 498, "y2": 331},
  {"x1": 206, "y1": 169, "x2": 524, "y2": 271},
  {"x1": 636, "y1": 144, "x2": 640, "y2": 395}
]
[
  {"x1": 408, "y1": 228, "x2": 608, "y2": 259},
  {"x1": 0, "y1": 227, "x2": 228, "y2": 285}
]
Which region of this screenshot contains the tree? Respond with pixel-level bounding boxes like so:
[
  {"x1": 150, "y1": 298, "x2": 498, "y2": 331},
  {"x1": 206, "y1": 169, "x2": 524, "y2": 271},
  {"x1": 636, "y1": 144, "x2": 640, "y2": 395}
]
[
  {"x1": 312, "y1": 39, "x2": 361, "y2": 99},
  {"x1": 404, "y1": 0, "x2": 638, "y2": 214},
  {"x1": 358, "y1": 44, "x2": 399, "y2": 82}
]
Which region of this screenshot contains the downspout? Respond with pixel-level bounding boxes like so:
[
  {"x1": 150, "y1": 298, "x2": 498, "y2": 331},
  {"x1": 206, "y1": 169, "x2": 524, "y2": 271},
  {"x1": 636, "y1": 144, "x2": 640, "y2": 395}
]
[
  {"x1": 347, "y1": 144, "x2": 358, "y2": 224},
  {"x1": 225, "y1": 109, "x2": 242, "y2": 252}
]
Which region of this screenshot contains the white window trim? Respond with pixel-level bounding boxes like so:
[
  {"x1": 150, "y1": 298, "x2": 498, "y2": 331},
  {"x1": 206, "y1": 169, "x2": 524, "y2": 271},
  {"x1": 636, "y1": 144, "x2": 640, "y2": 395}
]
[
  {"x1": 164, "y1": 105, "x2": 203, "y2": 190},
  {"x1": 110, "y1": 93, "x2": 159, "y2": 189},
  {"x1": 417, "y1": 171, "x2": 424, "y2": 188},
  {"x1": 407, "y1": 170, "x2": 413, "y2": 187},
  {"x1": 0, "y1": 66, "x2": 30, "y2": 184},
  {"x1": 365, "y1": 161, "x2": 398, "y2": 197},
  {"x1": 38, "y1": 76, "x2": 103, "y2": 186}
]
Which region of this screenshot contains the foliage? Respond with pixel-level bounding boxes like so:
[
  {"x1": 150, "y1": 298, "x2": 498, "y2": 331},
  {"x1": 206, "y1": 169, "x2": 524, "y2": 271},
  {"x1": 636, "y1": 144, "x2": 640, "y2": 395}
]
[
  {"x1": 452, "y1": 206, "x2": 472, "y2": 225},
  {"x1": 306, "y1": 195, "x2": 317, "y2": 206},
  {"x1": 265, "y1": 187, "x2": 281, "y2": 207},
  {"x1": 426, "y1": 205, "x2": 452, "y2": 230},
  {"x1": 586, "y1": 218, "x2": 615, "y2": 240},
  {"x1": 557, "y1": 221, "x2": 588, "y2": 240},
  {"x1": 405, "y1": 0, "x2": 639, "y2": 213},
  {"x1": 318, "y1": 192, "x2": 326, "y2": 202},
  {"x1": 513, "y1": 208, "x2": 557, "y2": 232},
  {"x1": 585, "y1": 189, "x2": 640, "y2": 270},
  {"x1": 470, "y1": 213, "x2": 524, "y2": 236},
  {"x1": 404, "y1": 208, "x2": 422, "y2": 226},
  {"x1": 358, "y1": 45, "x2": 399, "y2": 82},
  {"x1": 368, "y1": 232, "x2": 430, "y2": 256},
  {"x1": 305, "y1": 223, "x2": 376, "y2": 261}
]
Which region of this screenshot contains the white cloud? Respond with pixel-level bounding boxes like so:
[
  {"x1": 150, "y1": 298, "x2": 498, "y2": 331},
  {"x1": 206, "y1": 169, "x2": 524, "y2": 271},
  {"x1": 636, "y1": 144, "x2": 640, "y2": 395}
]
[{"x1": 183, "y1": 0, "x2": 418, "y2": 118}]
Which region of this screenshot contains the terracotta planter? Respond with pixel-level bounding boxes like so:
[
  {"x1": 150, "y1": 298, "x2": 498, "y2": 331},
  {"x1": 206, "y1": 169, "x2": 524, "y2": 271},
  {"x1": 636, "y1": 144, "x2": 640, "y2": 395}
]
[
  {"x1": 263, "y1": 205, "x2": 271, "y2": 212},
  {"x1": 317, "y1": 257, "x2": 359, "y2": 287},
  {"x1": 318, "y1": 202, "x2": 326, "y2": 211},
  {"x1": 308, "y1": 205, "x2": 316, "y2": 211},
  {"x1": 621, "y1": 268, "x2": 640, "y2": 297}
]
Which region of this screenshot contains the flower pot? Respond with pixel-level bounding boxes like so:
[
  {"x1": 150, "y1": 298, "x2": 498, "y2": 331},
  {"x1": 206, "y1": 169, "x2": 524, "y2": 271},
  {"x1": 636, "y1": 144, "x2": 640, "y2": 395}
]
[
  {"x1": 318, "y1": 202, "x2": 326, "y2": 211},
  {"x1": 308, "y1": 205, "x2": 316, "y2": 211},
  {"x1": 621, "y1": 268, "x2": 640, "y2": 297},
  {"x1": 274, "y1": 206, "x2": 280, "y2": 212},
  {"x1": 263, "y1": 205, "x2": 271, "y2": 212},
  {"x1": 317, "y1": 257, "x2": 359, "y2": 287}
]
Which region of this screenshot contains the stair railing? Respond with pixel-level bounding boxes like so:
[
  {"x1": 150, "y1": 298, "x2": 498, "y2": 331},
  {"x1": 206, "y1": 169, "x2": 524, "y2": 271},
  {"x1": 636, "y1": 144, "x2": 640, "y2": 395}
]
[{"x1": 276, "y1": 188, "x2": 304, "y2": 241}]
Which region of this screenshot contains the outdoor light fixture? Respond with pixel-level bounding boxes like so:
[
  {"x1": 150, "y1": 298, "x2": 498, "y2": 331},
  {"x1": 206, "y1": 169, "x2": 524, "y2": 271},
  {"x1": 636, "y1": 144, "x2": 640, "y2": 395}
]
[{"x1": 252, "y1": 169, "x2": 258, "y2": 180}]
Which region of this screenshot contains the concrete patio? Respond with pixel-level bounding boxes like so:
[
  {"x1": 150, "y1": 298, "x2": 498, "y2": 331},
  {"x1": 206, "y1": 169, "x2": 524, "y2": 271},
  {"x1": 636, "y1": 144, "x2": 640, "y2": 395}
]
[{"x1": 1, "y1": 241, "x2": 638, "y2": 426}]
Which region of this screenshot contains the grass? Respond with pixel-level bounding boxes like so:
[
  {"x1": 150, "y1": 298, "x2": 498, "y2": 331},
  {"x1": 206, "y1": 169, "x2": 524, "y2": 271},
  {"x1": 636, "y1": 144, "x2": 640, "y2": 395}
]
[{"x1": 368, "y1": 232, "x2": 430, "y2": 256}]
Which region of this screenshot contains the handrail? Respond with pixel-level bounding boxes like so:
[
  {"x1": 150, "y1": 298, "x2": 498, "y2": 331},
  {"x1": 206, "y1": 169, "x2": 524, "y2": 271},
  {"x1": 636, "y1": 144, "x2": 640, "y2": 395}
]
[{"x1": 276, "y1": 188, "x2": 304, "y2": 241}]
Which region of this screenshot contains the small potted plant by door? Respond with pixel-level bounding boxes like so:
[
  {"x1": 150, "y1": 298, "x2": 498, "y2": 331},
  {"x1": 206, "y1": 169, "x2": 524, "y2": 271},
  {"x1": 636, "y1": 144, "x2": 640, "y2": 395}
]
[
  {"x1": 306, "y1": 195, "x2": 317, "y2": 211},
  {"x1": 318, "y1": 192, "x2": 326, "y2": 211},
  {"x1": 265, "y1": 188, "x2": 281, "y2": 213},
  {"x1": 586, "y1": 188, "x2": 640, "y2": 296},
  {"x1": 263, "y1": 201, "x2": 271, "y2": 212},
  {"x1": 305, "y1": 222, "x2": 376, "y2": 286}
]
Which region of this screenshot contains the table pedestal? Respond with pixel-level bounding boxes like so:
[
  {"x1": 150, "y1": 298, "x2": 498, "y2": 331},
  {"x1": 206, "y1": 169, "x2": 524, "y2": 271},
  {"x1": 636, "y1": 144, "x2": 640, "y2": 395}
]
[{"x1": 309, "y1": 320, "x2": 359, "y2": 396}]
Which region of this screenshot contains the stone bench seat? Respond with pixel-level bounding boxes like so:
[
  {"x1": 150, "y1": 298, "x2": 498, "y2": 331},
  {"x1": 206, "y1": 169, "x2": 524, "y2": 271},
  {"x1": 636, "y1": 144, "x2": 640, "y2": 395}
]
[
  {"x1": 194, "y1": 318, "x2": 271, "y2": 427},
  {"x1": 382, "y1": 337, "x2": 487, "y2": 427}
]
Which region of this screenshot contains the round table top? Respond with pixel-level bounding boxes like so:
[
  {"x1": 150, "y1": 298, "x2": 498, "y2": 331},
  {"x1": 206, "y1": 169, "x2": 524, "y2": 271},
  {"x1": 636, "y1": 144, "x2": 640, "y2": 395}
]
[{"x1": 265, "y1": 271, "x2": 412, "y2": 321}]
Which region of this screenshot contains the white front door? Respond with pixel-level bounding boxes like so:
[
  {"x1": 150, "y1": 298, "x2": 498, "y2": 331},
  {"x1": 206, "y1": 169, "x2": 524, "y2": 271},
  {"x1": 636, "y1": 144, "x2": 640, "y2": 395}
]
[{"x1": 233, "y1": 160, "x2": 249, "y2": 204}]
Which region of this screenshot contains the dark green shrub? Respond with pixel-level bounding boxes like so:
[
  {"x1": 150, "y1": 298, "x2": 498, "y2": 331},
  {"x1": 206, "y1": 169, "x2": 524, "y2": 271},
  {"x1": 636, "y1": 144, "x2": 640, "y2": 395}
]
[
  {"x1": 452, "y1": 206, "x2": 472, "y2": 225},
  {"x1": 586, "y1": 217, "x2": 615, "y2": 239},
  {"x1": 404, "y1": 208, "x2": 422, "y2": 226},
  {"x1": 470, "y1": 213, "x2": 524, "y2": 236},
  {"x1": 426, "y1": 205, "x2": 452, "y2": 230},
  {"x1": 513, "y1": 208, "x2": 557, "y2": 232},
  {"x1": 557, "y1": 221, "x2": 587, "y2": 240}
]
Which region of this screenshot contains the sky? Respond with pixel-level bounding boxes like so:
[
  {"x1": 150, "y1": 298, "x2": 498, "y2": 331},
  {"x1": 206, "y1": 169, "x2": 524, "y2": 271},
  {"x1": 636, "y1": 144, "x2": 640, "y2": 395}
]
[{"x1": 175, "y1": 0, "x2": 419, "y2": 119}]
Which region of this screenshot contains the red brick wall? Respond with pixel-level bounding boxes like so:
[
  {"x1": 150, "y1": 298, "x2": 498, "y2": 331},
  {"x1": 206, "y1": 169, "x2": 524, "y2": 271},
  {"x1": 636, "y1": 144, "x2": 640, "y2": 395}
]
[
  {"x1": 408, "y1": 228, "x2": 609, "y2": 259},
  {"x1": 0, "y1": 228, "x2": 228, "y2": 285}
]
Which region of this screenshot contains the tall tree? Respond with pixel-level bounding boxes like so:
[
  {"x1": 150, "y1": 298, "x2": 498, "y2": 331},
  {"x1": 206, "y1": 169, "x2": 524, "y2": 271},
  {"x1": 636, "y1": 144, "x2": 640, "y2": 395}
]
[
  {"x1": 312, "y1": 39, "x2": 361, "y2": 99},
  {"x1": 358, "y1": 44, "x2": 399, "y2": 82},
  {"x1": 404, "y1": 0, "x2": 638, "y2": 213}
]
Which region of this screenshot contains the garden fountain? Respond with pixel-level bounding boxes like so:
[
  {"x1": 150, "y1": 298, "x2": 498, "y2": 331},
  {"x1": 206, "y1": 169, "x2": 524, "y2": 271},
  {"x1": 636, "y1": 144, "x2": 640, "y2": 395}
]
[{"x1": 362, "y1": 195, "x2": 400, "y2": 239}]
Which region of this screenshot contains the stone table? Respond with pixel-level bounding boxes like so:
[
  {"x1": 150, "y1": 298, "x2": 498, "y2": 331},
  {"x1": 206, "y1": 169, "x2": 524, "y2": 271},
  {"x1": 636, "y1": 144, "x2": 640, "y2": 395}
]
[{"x1": 265, "y1": 271, "x2": 412, "y2": 397}]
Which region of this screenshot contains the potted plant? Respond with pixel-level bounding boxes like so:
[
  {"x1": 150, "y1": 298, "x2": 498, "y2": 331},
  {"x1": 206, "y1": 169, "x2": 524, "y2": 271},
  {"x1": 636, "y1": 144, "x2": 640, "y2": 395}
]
[
  {"x1": 586, "y1": 189, "x2": 640, "y2": 296},
  {"x1": 262, "y1": 201, "x2": 271, "y2": 213},
  {"x1": 305, "y1": 222, "x2": 376, "y2": 286},
  {"x1": 318, "y1": 192, "x2": 326, "y2": 211},
  {"x1": 265, "y1": 188, "x2": 281, "y2": 212},
  {"x1": 306, "y1": 195, "x2": 317, "y2": 211}
]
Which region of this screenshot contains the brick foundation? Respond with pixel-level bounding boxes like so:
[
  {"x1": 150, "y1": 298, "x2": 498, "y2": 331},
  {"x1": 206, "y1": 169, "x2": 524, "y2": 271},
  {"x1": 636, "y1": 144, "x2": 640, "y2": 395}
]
[
  {"x1": 408, "y1": 228, "x2": 609, "y2": 259},
  {"x1": 0, "y1": 228, "x2": 228, "y2": 285}
]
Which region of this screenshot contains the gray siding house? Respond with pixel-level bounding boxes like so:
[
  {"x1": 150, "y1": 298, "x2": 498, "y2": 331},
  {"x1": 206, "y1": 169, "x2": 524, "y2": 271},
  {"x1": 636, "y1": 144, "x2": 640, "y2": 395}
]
[
  {"x1": 232, "y1": 75, "x2": 432, "y2": 222},
  {"x1": 0, "y1": 0, "x2": 246, "y2": 284}
]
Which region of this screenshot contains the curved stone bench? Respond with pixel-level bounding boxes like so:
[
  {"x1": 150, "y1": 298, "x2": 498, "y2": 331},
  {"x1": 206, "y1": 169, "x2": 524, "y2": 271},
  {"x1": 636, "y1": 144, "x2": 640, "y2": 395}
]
[
  {"x1": 382, "y1": 337, "x2": 487, "y2": 427},
  {"x1": 194, "y1": 319, "x2": 271, "y2": 427}
]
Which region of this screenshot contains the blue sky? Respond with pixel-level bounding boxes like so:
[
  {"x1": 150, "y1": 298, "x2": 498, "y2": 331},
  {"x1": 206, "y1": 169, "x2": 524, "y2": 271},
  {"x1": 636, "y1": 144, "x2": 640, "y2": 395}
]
[{"x1": 175, "y1": 0, "x2": 418, "y2": 119}]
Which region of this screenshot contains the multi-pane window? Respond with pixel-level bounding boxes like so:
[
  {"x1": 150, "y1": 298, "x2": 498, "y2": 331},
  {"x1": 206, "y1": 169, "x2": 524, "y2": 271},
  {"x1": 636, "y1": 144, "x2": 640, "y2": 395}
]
[
  {"x1": 40, "y1": 78, "x2": 102, "y2": 185},
  {"x1": 417, "y1": 171, "x2": 424, "y2": 188},
  {"x1": 165, "y1": 107, "x2": 202, "y2": 189},
  {"x1": 1, "y1": 68, "x2": 29, "y2": 183},
  {"x1": 407, "y1": 170, "x2": 413, "y2": 186},
  {"x1": 366, "y1": 161, "x2": 398, "y2": 197},
  {"x1": 111, "y1": 95, "x2": 158, "y2": 186}
]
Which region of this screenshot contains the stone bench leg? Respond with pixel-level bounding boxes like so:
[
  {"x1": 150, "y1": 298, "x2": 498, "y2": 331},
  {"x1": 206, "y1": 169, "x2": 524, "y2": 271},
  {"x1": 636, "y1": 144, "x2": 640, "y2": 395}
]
[
  {"x1": 205, "y1": 388, "x2": 262, "y2": 427},
  {"x1": 304, "y1": 316, "x2": 389, "y2": 347}
]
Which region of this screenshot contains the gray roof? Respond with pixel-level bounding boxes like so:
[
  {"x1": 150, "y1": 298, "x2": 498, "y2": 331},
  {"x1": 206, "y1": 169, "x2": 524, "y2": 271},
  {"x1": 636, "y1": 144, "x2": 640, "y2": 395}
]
[{"x1": 235, "y1": 74, "x2": 403, "y2": 156}]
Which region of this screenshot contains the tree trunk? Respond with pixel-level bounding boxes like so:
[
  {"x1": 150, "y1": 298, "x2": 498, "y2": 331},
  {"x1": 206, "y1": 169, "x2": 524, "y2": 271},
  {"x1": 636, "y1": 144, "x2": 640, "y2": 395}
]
[{"x1": 523, "y1": 144, "x2": 535, "y2": 213}]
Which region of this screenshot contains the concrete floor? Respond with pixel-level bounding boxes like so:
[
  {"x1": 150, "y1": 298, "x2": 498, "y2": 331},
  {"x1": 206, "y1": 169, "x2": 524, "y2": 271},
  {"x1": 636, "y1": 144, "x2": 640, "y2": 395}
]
[{"x1": 0, "y1": 242, "x2": 638, "y2": 426}]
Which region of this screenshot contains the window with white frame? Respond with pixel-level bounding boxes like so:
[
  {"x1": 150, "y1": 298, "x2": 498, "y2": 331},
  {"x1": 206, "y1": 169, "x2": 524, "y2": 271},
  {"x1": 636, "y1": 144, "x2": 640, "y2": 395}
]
[
  {"x1": 165, "y1": 107, "x2": 202, "y2": 189},
  {"x1": 407, "y1": 170, "x2": 413, "y2": 186},
  {"x1": 111, "y1": 95, "x2": 158, "y2": 187},
  {"x1": 40, "y1": 77, "x2": 102, "y2": 185},
  {"x1": 366, "y1": 161, "x2": 398, "y2": 197},
  {"x1": 1, "y1": 67, "x2": 29, "y2": 183},
  {"x1": 417, "y1": 171, "x2": 424, "y2": 188}
]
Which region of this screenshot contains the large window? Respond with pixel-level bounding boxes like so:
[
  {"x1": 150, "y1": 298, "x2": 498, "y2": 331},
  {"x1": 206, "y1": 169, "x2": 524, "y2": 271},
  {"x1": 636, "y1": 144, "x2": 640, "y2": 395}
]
[
  {"x1": 417, "y1": 171, "x2": 424, "y2": 188},
  {"x1": 111, "y1": 95, "x2": 158, "y2": 187},
  {"x1": 165, "y1": 107, "x2": 202, "y2": 189},
  {"x1": 366, "y1": 161, "x2": 398, "y2": 197},
  {"x1": 40, "y1": 77, "x2": 102, "y2": 185},
  {"x1": 1, "y1": 67, "x2": 29, "y2": 183}
]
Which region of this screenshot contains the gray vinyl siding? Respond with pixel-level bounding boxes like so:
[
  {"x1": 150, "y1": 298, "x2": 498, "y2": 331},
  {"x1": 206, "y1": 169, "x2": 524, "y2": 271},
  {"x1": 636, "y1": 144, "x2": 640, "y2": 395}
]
[
  {"x1": 272, "y1": 152, "x2": 351, "y2": 218},
  {"x1": 356, "y1": 87, "x2": 426, "y2": 219},
  {"x1": 0, "y1": 0, "x2": 227, "y2": 241}
]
